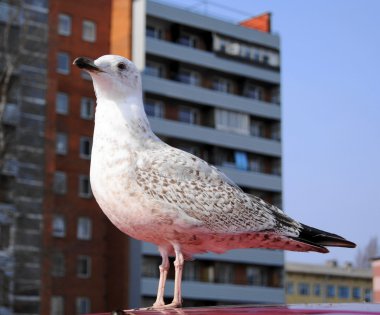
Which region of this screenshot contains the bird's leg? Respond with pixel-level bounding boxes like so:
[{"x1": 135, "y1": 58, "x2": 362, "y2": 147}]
[
  {"x1": 167, "y1": 243, "x2": 184, "y2": 308},
  {"x1": 152, "y1": 246, "x2": 169, "y2": 308}
]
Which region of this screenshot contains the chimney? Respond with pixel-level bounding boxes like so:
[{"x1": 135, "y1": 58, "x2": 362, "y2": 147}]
[{"x1": 239, "y1": 12, "x2": 271, "y2": 33}]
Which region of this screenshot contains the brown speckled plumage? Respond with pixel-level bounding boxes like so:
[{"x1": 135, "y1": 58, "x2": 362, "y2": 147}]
[{"x1": 76, "y1": 55, "x2": 356, "y2": 309}]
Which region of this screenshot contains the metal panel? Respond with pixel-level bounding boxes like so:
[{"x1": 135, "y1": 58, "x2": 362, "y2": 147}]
[
  {"x1": 146, "y1": 0, "x2": 280, "y2": 50},
  {"x1": 146, "y1": 37, "x2": 280, "y2": 84},
  {"x1": 142, "y1": 75, "x2": 281, "y2": 120}
]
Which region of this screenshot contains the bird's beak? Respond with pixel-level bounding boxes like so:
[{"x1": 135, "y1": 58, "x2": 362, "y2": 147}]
[{"x1": 73, "y1": 57, "x2": 103, "y2": 73}]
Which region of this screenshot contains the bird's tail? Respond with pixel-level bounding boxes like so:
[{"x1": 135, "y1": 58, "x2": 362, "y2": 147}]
[{"x1": 291, "y1": 223, "x2": 356, "y2": 252}]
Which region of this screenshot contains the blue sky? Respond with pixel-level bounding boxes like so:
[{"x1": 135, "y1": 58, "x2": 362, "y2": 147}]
[{"x1": 159, "y1": 0, "x2": 380, "y2": 264}]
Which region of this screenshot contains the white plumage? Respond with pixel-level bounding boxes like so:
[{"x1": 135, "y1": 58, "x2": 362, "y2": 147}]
[{"x1": 74, "y1": 55, "x2": 355, "y2": 310}]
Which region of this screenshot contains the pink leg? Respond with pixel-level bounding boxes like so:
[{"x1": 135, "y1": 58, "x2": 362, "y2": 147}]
[
  {"x1": 153, "y1": 246, "x2": 169, "y2": 308},
  {"x1": 167, "y1": 243, "x2": 184, "y2": 308}
]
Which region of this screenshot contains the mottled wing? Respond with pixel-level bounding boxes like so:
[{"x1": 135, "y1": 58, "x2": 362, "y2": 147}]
[{"x1": 135, "y1": 145, "x2": 301, "y2": 237}]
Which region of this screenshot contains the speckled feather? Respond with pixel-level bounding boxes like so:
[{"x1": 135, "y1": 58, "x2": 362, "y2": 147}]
[{"x1": 84, "y1": 55, "x2": 354, "y2": 261}]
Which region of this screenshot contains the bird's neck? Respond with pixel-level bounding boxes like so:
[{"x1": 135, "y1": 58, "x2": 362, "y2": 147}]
[{"x1": 94, "y1": 94, "x2": 159, "y2": 149}]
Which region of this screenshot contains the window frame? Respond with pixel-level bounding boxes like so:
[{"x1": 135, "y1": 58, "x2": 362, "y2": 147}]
[
  {"x1": 80, "y1": 97, "x2": 95, "y2": 120},
  {"x1": 56, "y1": 92, "x2": 69, "y2": 115},
  {"x1": 57, "y1": 52, "x2": 70, "y2": 75},
  {"x1": 82, "y1": 20, "x2": 96, "y2": 42},
  {"x1": 58, "y1": 14, "x2": 71, "y2": 36},
  {"x1": 52, "y1": 215, "x2": 66, "y2": 238},
  {"x1": 79, "y1": 175, "x2": 92, "y2": 198},
  {"x1": 56, "y1": 132, "x2": 68, "y2": 155},
  {"x1": 79, "y1": 136, "x2": 92, "y2": 159},
  {"x1": 77, "y1": 255, "x2": 91, "y2": 278},
  {"x1": 77, "y1": 217, "x2": 92, "y2": 240}
]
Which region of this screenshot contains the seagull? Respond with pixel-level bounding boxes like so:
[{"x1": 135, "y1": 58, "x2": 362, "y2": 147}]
[{"x1": 73, "y1": 55, "x2": 356, "y2": 309}]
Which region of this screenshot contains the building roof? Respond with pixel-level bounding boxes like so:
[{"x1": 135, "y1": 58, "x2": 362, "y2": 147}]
[{"x1": 286, "y1": 262, "x2": 372, "y2": 279}]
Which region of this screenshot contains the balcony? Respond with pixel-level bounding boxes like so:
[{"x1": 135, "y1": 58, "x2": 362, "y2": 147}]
[
  {"x1": 149, "y1": 117, "x2": 281, "y2": 158},
  {"x1": 142, "y1": 74, "x2": 281, "y2": 120},
  {"x1": 142, "y1": 242, "x2": 284, "y2": 266},
  {"x1": 146, "y1": 37, "x2": 280, "y2": 84},
  {"x1": 146, "y1": 0, "x2": 280, "y2": 50}
]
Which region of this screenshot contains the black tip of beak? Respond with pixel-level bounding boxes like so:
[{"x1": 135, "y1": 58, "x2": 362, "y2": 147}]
[{"x1": 73, "y1": 57, "x2": 102, "y2": 72}]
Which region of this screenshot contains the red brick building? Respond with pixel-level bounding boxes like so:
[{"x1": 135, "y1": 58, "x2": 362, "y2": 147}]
[
  {"x1": 373, "y1": 258, "x2": 380, "y2": 302},
  {"x1": 42, "y1": 1, "x2": 133, "y2": 314}
]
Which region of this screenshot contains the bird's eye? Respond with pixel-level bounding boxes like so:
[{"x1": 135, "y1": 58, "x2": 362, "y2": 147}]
[{"x1": 117, "y1": 62, "x2": 126, "y2": 70}]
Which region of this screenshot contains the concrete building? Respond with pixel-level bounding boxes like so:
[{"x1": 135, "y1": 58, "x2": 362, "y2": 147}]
[
  {"x1": 285, "y1": 261, "x2": 372, "y2": 304},
  {"x1": 132, "y1": 0, "x2": 284, "y2": 307},
  {"x1": 372, "y1": 257, "x2": 380, "y2": 302},
  {"x1": 0, "y1": 0, "x2": 283, "y2": 313},
  {"x1": 0, "y1": 1, "x2": 49, "y2": 314}
]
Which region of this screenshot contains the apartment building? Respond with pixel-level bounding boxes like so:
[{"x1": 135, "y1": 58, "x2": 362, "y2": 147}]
[
  {"x1": 286, "y1": 261, "x2": 372, "y2": 303},
  {"x1": 131, "y1": 0, "x2": 284, "y2": 307}
]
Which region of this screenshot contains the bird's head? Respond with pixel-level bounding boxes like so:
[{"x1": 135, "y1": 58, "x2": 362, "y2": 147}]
[{"x1": 73, "y1": 55, "x2": 142, "y2": 102}]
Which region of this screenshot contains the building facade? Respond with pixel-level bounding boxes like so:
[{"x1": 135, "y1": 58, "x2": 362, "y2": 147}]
[
  {"x1": 132, "y1": 0, "x2": 284, "y2": 307},
  {"x1": 372, "y1": 257, "x2": 380, "y2": 302},
  {"x1": 1, "y1": 0, "x2": 284, "y2": 313},
  {"x1": 285, "y1": 261, "x2": 372, "y2": 304}
]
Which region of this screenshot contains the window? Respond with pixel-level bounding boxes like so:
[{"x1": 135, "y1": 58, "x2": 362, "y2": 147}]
[
  {"x1": 338, "y1": 286, "x2": 349, "y2": 299},
  {"x1": 3, "y1": 103, "x2": 19, "y2": 125},
  {"x1": 212, "y1": 77, "x2": 232, "y2": 93},
  {"x1": 250, "y1": 120, "x2": 265, "y2": 137},
  {"x1": 352, "y1": 287, "x2": 361, "y2": 299},
  {"x1": 183, "y1": 261, "x2": 197, "y2": 281},
  {"x1": 250, "y1": 156, "x2": 263, "y2": 173},
  {"x1": 179, "y1": 107, "x2": 199, "y2": 124},
  {"x1": 82, "y1": 20, "x2": 96, "y2": 42},
  {"x1": 77, "y1": 217, "x2": 92, "y2": 240},
  {"x1": 286, "y1": 282, "x2": 294, "y2": 294},
  {"x1": 215, "y1": 262, "x2": 234, "y2": 284},
  {"x1": 57, "y1": 52, "x2": 70, "y2": 74},
  {"x1": 178, "y1": 33, "x2": 198, "y2": 48},
  {"x1": 271, "y1": 87, "x2": 281, "y2": 104},
  {"x1": 364, "y1": 288, "x2": 372, "y2": 302},
  {"x1": 146, "y1": 25, "x2": 162, "y2": 39},
  {"x1": 81, "y1": 70, "x2": 92, "y2": 81},
  {"x1": 0, "y1": 224, "x2": 10, "y2": 250},
  {"x1": 298, "y1": 283, "x2": 310, "y2": 296},
  {"x1": 142, "y1": 256, "x2": 160, "y2": 278},
  {"x1": 271, "y1": 122, "x2": 281, "y2": 140},
  {"x1": 53, "y1": 171, "x2": 67, "y2": 194},
  {"x1": 58, "y1": 14, "x2": 71, "y2": 36},
  {"x1": 144, "y1": 99, "x2": 164, "y2": 118},
  {"x1": 215, "y1": 109, "x2": 249, "y2": 135},
  {"x1": 80, "y1": 136, "x2": 92, "y2": 159},
  {"x1": 51, "y1": 296, "x2": 64, "y2": 315},
  {"x1": 245, "y1": 84, "x2": 263, "y2": 100},
  {"x1": 178, "y1": 69, "x2": 200, "y2": 86},
  {"x1": 77, "y1": 256, "x2": 91, "y2": 278},
  {"x1": 76, "y1": 297, "x2": 91, "y2": 314},
  {"x1": 144, "y1": 61, "x2": 165, "y2": 78},
  {"x1": 178, "y1": 145, "x2": 200, "y2": 157},
  {"x1": 56, "y1": 92, "x2": 69, "y2": 114},
  {"x1": 56, "y1": 133, "x2": 68, "y2": 155},
  {"x1": 234, "y1": 151, "x2": 248, "y2": 171},
  {"x1": 80, "y1": 97, "x2": 95, "y2": 120},
  {"x1": 247, "y1": 266, "x2": 262, "y2": 286},
  {"x1": 327, "y1": 285, "x2": 335, "y2": 298},
  {"x1": 313, "y1": 283, "x2": 321, "y2": 296},
  {"x1": 79, "y1": 175, "x2": 92, "y2": 198},
  {"x1": 52, "y1": 215, "x2": 66, "y2": 237},
  {"x1": 272, "y1": 159, "x2": 281, "y2": 175},
  {"x1": 51, "y1": 252, "x2": 65, "y2": 277}
]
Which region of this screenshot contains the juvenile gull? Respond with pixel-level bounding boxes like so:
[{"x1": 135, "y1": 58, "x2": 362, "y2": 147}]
[{"x1": 74, "y1": 55, "x2": 356, "y2": 309}]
